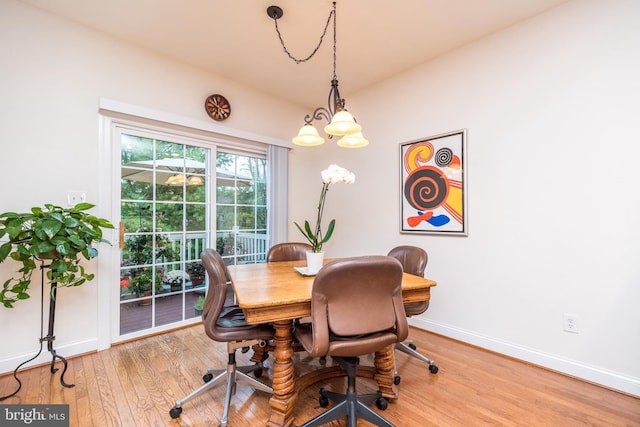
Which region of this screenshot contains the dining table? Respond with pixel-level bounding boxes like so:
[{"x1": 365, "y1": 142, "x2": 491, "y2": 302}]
[{"x1": 227, "y1": 258, "x2": 437, "y2": 427}]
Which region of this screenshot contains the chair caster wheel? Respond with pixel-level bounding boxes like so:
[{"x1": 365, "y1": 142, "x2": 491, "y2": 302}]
[
  {"x1": 408, "y1": 343, "x2": 417, "y2": 350},
  {"x1": 376, "y1": 397, "x2": 388, "y2": 411},
  {"x1": 203, "y1": 373, "x2": 213, "y2": 382},
  {"x1": 254, "y1": 368, "x2": 263, "y2": 378},
  {"x1": 169, "y1": 406, "x2": 182, "y2": 419},
  {"x1": 319, "y1": 394, "x2": 329, "y2": 407},
  {"x1": 429, "y1": 364, "x2": 439, "y2": 374},
  {"x1": 393, "y1": 375, "x2": 401, "y2": 385}
]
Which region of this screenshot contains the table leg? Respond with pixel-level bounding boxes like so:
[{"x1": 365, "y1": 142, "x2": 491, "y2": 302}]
[
  {"x1": 373, "y1": 344, "x2": 398, "y2": 400},
  {"x1": 267, "y1": 319, "x2": 296, "y2": 427}
]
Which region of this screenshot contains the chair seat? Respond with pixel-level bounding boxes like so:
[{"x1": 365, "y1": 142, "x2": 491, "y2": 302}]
[
  {"x1": 295, "y1": 323, "x2": 399, "y2": 358},
  {"x1": 217, "y1": 305, "x2": 248, "y2": 327}
]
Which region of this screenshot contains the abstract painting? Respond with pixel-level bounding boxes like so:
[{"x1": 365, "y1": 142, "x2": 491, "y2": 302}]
[{"x1": 400, "y1": 129, "x2": 467, "y2": 235}]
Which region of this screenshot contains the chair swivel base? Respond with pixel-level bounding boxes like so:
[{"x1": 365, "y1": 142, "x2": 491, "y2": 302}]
[
  {"x1": 169, "y1": 342, "x2": 272, "y2": 427},
  {"x1": 393, "y1": 340, "x2": 438, "y2": 385},
  {"x1": 299, "y1": 357, "x2": 394, "y2": 427}
]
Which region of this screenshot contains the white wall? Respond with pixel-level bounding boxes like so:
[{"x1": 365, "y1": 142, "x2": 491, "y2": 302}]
[
  {"x1": 289, "y1": 0, "x2": 640, "y2": 396},
  {"x1": 0, "y1": 0, "x2": 301, "y2": 373},
  {"x1": 1, "y1": 0, "x2": 638, "y2": 398}
]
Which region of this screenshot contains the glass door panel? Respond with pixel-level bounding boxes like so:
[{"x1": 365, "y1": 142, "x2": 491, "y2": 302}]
[
  {"x1": 216, "y1": 152, "x2": 268, "y2": 267},
  {"x1": 119, "y1": 134, "x2": 209, "y2": 336}
]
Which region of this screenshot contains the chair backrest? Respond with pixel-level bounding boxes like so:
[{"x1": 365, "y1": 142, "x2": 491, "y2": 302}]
[
  {"x1": 387, "y1": 245, "x2": 429, "y2": 316},
  {"x1": 266, "y1": 242, "x2": 313, "y2": 262},
  {"x1": 201, "y1": 248, "x2": 229, "y2": 328},
  {"x1": 387, "y1": 245, "x2": 428, "y2": 277},
  {"x1": 307, "y1": 256, "x2": 408, "y2": 357},
  {"x1": 200, "y1": 248, "x2": 274, "y2": 342}
]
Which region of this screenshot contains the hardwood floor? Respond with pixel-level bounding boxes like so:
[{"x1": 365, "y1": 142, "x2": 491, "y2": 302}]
[{"x1": 1, "y1": 326, "x2": 638, "y2": 426}]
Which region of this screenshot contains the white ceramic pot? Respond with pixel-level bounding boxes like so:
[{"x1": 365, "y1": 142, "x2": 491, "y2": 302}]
[{"x1": 305, "y1": 251, "x2": 325, "y2": 274}]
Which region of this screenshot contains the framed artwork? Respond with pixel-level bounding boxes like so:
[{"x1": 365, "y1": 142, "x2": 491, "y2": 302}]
[{"x1": 400, "y1": 129, "x2": 467, "y2": 235}]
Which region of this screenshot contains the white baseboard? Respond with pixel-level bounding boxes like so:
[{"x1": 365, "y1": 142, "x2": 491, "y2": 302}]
[
  {"x1": 410, "y1": 318, "x2": 640, "y2": 398},
  {"x1": 0, "y1": 339, "x2": 97, "y2": 378}
]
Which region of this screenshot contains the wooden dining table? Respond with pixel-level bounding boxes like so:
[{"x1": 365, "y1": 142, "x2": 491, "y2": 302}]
[{"x1": 227, "y1": 258, "x2": 437, "y2": 427}]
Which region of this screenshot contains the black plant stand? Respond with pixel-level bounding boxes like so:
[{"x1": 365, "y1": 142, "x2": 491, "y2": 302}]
[
  {"x1": 41, "y1": 263, "x2": 75, "y2": 388},
  {"x1": 0, "y1": 261, "x2": 74, "y2": 401}
]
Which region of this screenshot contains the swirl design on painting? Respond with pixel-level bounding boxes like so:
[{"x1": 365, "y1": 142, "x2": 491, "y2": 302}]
[
  {"x1": 403, "y1": 141, "x2": 434, "y2": 173},
  {"x1": 403, "y1": 166, "x2": 449, "y2": 211},
  {"x1": 435, "y1": 147, "x2": 453, "y2": 167}
]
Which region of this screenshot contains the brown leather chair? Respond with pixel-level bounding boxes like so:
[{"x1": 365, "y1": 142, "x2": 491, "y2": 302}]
[
  {"x1": 387, "y1": 245, "x2": 438, "y2": 380},
  {"x1": 294, "y1": 256, "x2": 408, "y2": 427},
  {"x1": 169, "y1": 249, "x2": 274, "y2": 427},
  {"x1": 266, "y1": 242, "x2": 312, "y2": 262}
]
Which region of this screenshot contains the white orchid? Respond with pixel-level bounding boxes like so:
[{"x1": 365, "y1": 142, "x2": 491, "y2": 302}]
[
  {"x1": 295, "y1": 164, "x2": 356, "y2": 253},
  {"x1": 321, "y1": 164, "x2": 356, "y2": 184}
]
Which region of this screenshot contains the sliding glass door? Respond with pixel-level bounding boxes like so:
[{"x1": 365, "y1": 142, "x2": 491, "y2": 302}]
[
  {"x1": 116, "y1": 130, "x2": 268, "y2": 337},
  {"x1": 119, "y1": 133, "x2": 209, "y2": 335}
]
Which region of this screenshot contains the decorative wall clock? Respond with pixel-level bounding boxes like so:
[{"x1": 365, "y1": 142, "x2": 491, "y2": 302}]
[{"x1": 205, "y1": 94, "x2": 231, "y2": 121}]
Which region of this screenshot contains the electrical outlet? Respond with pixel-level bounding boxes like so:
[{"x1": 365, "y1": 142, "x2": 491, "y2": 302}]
[
  {"x1": 67, "y1": 191, "x2": 87, "y2": 206},
  {"x1": 563, "y1": 313, "x2": 580, "y2": 333}
]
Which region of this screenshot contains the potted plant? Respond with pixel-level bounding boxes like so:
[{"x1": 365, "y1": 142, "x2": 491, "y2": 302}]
[
  {"x1": 194, "y1": 295, "x2": 205, "y2": 317},
  {"x1": 186, "y1": 261, "x2": 205, "y2": 286},
  {"x1": 0, "y1": 203, "x2": 114, "y2": 308},
  {"x1": 162, "y1": 269, "x2": 190, "y2": 292},
  {"x1": 130, "y1": 267, "x2": 153, "y2": 296},
  {"x1": 122, "y1": 228, "x2": 178, "y2": 266},
  {"x1": 294, "y1": 164, "x2": 355, "y2": 273}
]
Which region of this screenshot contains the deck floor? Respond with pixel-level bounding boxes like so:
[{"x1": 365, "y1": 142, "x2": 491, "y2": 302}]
[{"x1": 120, "y1": 291, "x2": 203, "y2": 334}]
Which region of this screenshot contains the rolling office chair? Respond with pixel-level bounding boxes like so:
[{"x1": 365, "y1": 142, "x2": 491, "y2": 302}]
[
  {"x1": 387, "y1": 245, "x2": 439, "y2": 382},
  {"x1": 169, "y1": 248, "x2": 274, "y2": 427},
  {"x1": 266, "y1": 242, "x2": 312, "y2": 262},
  {"x1": 294, "y1": 256, "x2": 409, "y2": 427}
]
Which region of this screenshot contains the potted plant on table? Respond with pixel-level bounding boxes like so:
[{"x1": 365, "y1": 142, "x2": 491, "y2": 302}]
[
  {"x1": 294, "y1": 164, "x2": 355, "y2": 273},
  {"x1": 0, "y1": 203, "x2": 114, "y2": 308}
]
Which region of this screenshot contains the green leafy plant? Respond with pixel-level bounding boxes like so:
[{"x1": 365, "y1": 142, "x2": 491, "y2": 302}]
[
  {"x1": 194, "y1": 295, "x2": 205, "y2": 310},
  {"x1": 194, "y1": 294, "x2": 206, "y2": 316},
  {"x1": 129, "y1": 267, "x2": 153, "y2": 296},
  {"x1": 294, "y1": 164, "x2": 355, "y2": 253},
  {"x1": 0, "y1": 203, "x2": 114, "y2": 308}
]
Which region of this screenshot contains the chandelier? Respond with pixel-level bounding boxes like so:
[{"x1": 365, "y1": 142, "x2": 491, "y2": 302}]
[{"x1": 267, "y1": 2, "x2": 368, "y2": 148}]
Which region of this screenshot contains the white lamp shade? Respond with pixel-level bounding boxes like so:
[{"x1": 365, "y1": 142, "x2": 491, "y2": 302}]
[
  {"x1": 292, "y1": 124, "x2": 325, "y2": 146},
  {"x1": 324, "y1": 110, "x2": 361, "y2": 136},
  {"x1": 187, "y1": 176, "x2": 204, "y2": 186},
  {"x1": 165, "y1": 173, "x2": 186, "y2": 185},
  {"x1": 337, "y1": 131, "x2": 369, "y2": 148}
]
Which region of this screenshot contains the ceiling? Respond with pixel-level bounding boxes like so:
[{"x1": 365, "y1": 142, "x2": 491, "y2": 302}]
[{"x1": 20, "y1": 0, "x2": 569, "y2": 110}]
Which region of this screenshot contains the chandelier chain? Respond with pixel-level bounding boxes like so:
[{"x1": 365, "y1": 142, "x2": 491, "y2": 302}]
[{"x1": 271, "y1": 4, "x2": 336, "y2": 65}]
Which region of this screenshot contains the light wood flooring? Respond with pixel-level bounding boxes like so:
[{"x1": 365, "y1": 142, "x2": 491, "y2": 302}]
[{"x1": 1, "y1": 326, "x2": 638, "y2": 426}]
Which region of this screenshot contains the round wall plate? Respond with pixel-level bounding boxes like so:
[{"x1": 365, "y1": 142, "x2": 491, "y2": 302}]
[{"x1": 205, "y1": 94, "x2": 231, "y2": 121}]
